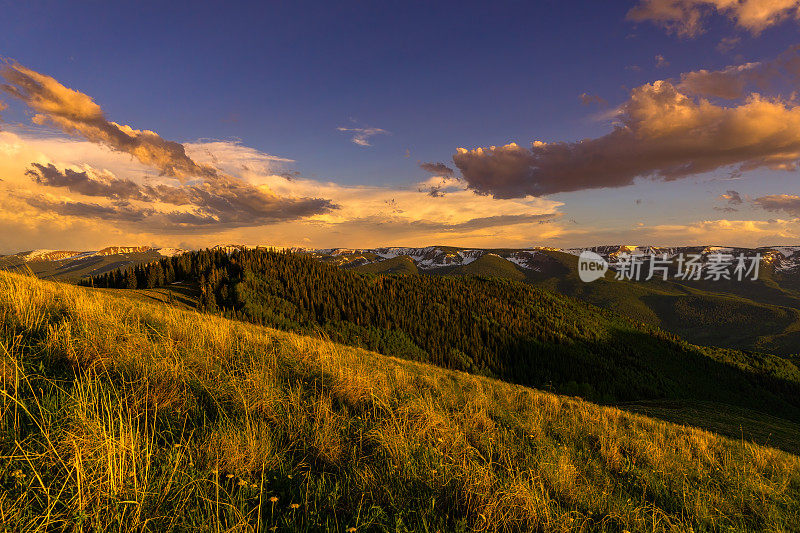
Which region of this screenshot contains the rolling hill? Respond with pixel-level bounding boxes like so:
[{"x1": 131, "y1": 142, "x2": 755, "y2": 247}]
[{"x1": 1, "y1": 270, "x2": 798, "y2": 531}]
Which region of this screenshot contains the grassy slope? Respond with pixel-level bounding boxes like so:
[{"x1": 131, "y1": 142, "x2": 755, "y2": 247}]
[
  {"x1": 1, "y1": 272, "x2": 799, "y2": 531},
  {"x1": 110, "y1": 280, "x2": 800, "y2": 453}
]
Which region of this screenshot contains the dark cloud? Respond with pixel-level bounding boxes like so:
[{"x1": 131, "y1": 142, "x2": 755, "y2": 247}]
[
  {"x1": 419, "y1": 161, "x2": 455, "y2": 177},
  {"x1": 719, "y1": 190, "x2": 743, "y2": 205},
  {"x1": 26, "y1": 163, "x2": 152, "y2": 201},
  {"x1": 419, "y1": 182, "x2": 446, "y2": 198},
  {"x1": 2, "y1": 62, "x2": 336, "y2": 226},
  {"x1": 341, "y1": 213, "x2": 559, "y2": 233},
  {"x1": 25, "y1": 162, "x2": 334, "y2": 229},
  {"x1": 24, "y1": 195, "x2": 153, "y2": 222},
  {"x1": 753, "y1": 194, "x2": 800, "y2": 217},
  {"x1": 440, "y1": 213, "x2": 558, "y2": 231}
]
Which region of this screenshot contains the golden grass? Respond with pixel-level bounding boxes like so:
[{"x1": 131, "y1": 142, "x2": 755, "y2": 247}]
[{"x1": 0, "y1": 270, "x2": 798, "y2": 532}]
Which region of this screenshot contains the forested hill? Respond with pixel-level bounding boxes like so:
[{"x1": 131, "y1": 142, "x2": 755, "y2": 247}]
[{"x1": 82, "y1": 249, "x2": 800, "y2": 420}]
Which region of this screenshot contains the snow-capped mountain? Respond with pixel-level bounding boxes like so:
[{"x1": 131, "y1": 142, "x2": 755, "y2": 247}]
[
  {"x1": 305, "y1": 245, "x2": 800, "y2": 274},
  {"x1": 5, "y1": 243, "x2": 800, "y2": 280}
]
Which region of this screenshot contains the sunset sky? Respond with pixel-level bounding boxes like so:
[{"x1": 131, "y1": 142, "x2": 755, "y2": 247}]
[{"x1": 3, "y1": 0, "x2": 800, "y2": 252}]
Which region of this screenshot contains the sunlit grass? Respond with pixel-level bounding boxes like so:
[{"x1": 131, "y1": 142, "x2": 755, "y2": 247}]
[{"x1": 0, "y1": 270, "x2": 798, "y2": 531}]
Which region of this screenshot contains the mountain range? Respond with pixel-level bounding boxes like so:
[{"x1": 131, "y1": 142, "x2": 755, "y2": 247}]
[{"x1": 5, "y1": 243, "x2": 800, "y2": 356}]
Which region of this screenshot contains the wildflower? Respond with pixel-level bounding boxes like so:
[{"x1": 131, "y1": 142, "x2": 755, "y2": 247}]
[
  {"x1": 287, "y1": 474, "x2": 292, "y2": 479},
  {"x1": 290, "y1": 503, "x2": 300, "y2": 510},
  {"x1": 347, "y1": 528, "x2": 357, "y2": 532},
  {"x1": 238, "y1": 479, "x2": 248, "y2": 486},
  {"x1": 226, "y1": 473, "x2": 234, "y2": 479},
  {"x1": 270, "y1": 496, "x2": 278, "y2": 503}
]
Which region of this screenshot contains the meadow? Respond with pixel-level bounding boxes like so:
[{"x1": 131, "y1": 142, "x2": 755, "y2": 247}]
[{"x1": 1, "y1": 270, "x2": 799, "y2": 531}]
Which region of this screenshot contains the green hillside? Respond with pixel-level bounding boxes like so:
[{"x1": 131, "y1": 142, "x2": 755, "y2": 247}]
[
  {"x1": 351, "y1": 255, "x2": 419, "y2": 275},
  {"x1": 428, "y1": 253, "x2": 526, "y2": 281},
  {"x1": 346, "y1": 249, "x2": 800, "y2": 356},
  {"x1": 528, "y1": 250, "x2": 800, "y2": 355},
  {"x1": 2, "y1": 271, "x2": 799, "y2": 531}
]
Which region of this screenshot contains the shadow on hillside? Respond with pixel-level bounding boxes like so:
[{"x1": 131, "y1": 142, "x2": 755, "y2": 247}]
[
  {"x1": 616, "y1": 400, "x2": 800, "y2": 456},
  {"x1": 498, "y1": 328, "x2": 800, "y2": 451}
]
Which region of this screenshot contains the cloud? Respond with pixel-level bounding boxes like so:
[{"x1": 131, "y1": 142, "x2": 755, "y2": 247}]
[
  {"x1": 336, "y1": 126, "x2": 389, "y2": 147},
  {"x1": 0, "y1": 130, "x2": 563, "y2": 249},
  {"x1": 579, "y1": 93, "x2": 608, "y2": 106},
  {"x1": 0, "y1": 62, "x2": 335, "y2": 227},
  {"x1": 678, "y1": 45, "x2": 800, "y2": 99},
  {"x1": 452, "y1": 56, "x2": 800, "y2": 199},
  {"x1": 24, "y1": 195, "x2": 153, "y2": 222},
  {"x1": 720, "y1": 189, "x2": 743, "y2": 205},
  {"x1": 716, "y1": 36, "x2": 741, "y2": 53},
  {"x1": 656, "y1": 54, "x2": 669, "y2": 68},
  {"x1": 753, "y1": 194, "x2": 800, "y2": 216},
  {"x1": 26, "y1": 163, "x2": 166, "y2": 202},
  {"x1": 1, "y1": 63, "x2": 209, "y2": 180},
  {"x1": 628, "y1": 0, "x2": 800, "y2": 37},
  {"x1": 417, "y1": 176, "x2": 463, "y2": 198},
  {"x1": 419, "y1": 161, "x2": 456, "y2": 177}
]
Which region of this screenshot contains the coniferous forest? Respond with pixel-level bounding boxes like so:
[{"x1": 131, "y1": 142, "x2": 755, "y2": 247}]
[{"x1": 82, "y1": 249, "x2": 800, "y2": 420}]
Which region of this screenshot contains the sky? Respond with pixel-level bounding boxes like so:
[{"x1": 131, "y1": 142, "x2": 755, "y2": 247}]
[{"x1": 3, "y1": 0, "x2": 800, "y2": 252}]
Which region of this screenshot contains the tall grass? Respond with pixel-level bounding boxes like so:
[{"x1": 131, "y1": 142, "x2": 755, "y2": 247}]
[{"x1": 0, "y1": 270, "x2": 798, "y2": 531}]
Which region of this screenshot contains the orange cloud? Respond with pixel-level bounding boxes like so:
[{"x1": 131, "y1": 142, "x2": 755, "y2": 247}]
[
  {"x1": 453, "y1": 54, "x2": 800, "y2": 199},
  {"x1": 0, "y1": 63, "x2": 335, "y2": 227},
  {"x1": 678, "y1": 45, "x2": 800, "y2": 99},
  {"x1": 628, "y1": 0, "x2": 800, "y2": 37},
  {"x1": 0, "y1": 130, "x2": 563, "y2": 250}
]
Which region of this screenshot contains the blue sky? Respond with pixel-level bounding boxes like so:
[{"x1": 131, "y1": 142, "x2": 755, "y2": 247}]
[{"x1": 2, "y1": 0, "x2": 800, "y2": 251}]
